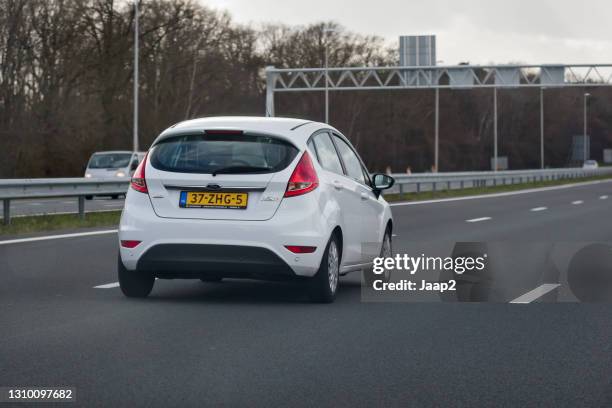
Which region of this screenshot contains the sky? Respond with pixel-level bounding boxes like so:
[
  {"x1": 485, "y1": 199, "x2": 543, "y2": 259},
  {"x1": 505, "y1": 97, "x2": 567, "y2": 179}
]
[{"x1": 202, "y1": 0, "x2": 612, "y2": 65}]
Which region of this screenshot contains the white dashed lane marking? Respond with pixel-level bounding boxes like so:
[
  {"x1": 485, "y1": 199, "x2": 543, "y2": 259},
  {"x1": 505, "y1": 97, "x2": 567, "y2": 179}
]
[
  {"x1": 530, "y1": 207, "x2": 548, "y2": 212},
  {"x1": 466, "y1": 217, "x2": 491, "y2": 223},
  {"x1": 94, "y1": 282, "x2": 120, "y2": 289},
  {"x1": 572, "y1": 200, "x2": 584, "y2": 205},
  {"x1": 510, "y1": 284, "x2": 561, "y2": 304},
  {"x1": 600, "y1": 195, "x2": 608, "y2": 200}
]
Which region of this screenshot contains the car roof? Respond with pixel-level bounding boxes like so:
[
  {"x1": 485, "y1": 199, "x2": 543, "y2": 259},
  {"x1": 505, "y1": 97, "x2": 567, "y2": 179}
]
[{"x1": 156, "y1": 116, "x2": 335, "y2": 146}]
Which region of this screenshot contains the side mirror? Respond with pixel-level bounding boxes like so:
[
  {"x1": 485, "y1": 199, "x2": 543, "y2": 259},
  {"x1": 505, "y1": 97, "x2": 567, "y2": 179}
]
[
  {"x1": 130, "y1": 160, "x2": 139, "y2": 171},
  {"x1": 372, "y1": 173, "x2": 395, "y2": 197}
]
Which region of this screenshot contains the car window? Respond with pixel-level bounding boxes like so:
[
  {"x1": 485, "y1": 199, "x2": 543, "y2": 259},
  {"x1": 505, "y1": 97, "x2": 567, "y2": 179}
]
[
  {"x1": 332, "y1": 135, "x2": 366, "y2": 184},
  {"x1": 312, "y1": 133, "x2": 344, "y2": 175},
  {"x1": 150, "y1": 133, "x2": 298, "y2": 174},
  {"x1": 307, "y1": 139, "x2": 317, "y2": 159}
]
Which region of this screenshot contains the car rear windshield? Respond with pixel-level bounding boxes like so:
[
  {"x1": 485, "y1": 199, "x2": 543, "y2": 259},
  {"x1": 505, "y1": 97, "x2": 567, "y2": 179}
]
[
  {"x1": 150, "y1": 133, "x2": 299, "y2": 174},
  {"x1": 88, "y1": 153, "x2": 132, "y2": 169}
]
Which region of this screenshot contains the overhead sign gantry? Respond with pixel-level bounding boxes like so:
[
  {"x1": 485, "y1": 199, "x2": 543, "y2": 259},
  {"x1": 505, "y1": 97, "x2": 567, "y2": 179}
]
[{"x1": 265, "y1": 64, "x2": 612, "y2": 171}]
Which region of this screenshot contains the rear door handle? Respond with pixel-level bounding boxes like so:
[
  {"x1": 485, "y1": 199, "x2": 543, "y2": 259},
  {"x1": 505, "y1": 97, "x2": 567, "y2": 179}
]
[
  {"x1": 333, "y1": 180, "x2": 344, "y2": 190},
  {"x1": 360, "y1": 192, "x2": 369, "y2": 200}
]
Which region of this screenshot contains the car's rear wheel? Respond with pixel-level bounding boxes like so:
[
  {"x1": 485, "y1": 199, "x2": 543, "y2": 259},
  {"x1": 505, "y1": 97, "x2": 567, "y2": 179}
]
[
  {"x1": 118, "y1": 256, "x2": 154, "y2": 298},
  {"x1": 309, "y1": 234, "x2": 341, "y2": 303},
  {"x1": 364, "y1": 227, "x2": 392, "y2": 288}
]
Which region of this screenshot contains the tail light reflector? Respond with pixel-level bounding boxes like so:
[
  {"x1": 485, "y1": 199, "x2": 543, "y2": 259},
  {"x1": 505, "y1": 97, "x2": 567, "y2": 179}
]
[
  {"x1": 121, "y1": 240, "x2": 142, "y2": 248},
  {"x1": 285, "y1": 246, "x2": 317, "y2": 254},
  {"x1": 284, "y1": 152, "x2": 319, "y2": 197}
]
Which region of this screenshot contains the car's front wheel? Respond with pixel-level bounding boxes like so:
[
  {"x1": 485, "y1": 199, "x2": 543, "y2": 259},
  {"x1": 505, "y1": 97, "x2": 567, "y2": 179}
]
[
  {"x1": 118, "y1": 256, "x2": 155, "y2": 298},
  {"x1": 309, "y1": 234, "x2": 341, "y2": 303}
]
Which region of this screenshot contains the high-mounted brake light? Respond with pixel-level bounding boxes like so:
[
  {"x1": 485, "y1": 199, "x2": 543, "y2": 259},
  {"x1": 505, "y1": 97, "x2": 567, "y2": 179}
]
[
  {"x1": 130, "y1": 151, "x2": 148, "y2": 194},
  {"x1": 121, "y1": 240, "x2": 142, "y2": 248},
  {"x1": 284, "y1": 152, "x2": 319, "y2": 197},
  {"x1": 204, "y1": 129, "x2": 244, "y2": 135}
]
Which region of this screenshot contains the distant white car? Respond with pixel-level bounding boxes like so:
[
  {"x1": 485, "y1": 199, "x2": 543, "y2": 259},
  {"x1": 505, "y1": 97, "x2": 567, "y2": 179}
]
[
  {"x1": 117, "y1": 117, "x2": 395, "y2": 302},
  {"x1": 582, "y1": 160, "x2": 599, "y2": 169},
  {"x1": 84, "y1": 151, "x2": 146, "y2": 199},
  {"x1": 85, "y1": 151, "x2": 145, "y2": 179}
]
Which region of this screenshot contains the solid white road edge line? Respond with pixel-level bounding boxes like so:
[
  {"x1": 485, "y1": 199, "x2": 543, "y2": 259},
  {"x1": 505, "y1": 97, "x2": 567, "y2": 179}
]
[
  {"x1": 510, "y1": 284, "x2": 561, "y2": 304},
  {"x1": 530, "y1": 207, "x2": 548, "y2": 212},
  {"x1": 94, "y1": 282, "x2": 120, "y2": 289},
  {"x1": 0, "y1": 229, "x2": 118, "y2": 245},
  {"x1": 466, "y1": 217, "x2": 491, "y2": 223},
  {"x1": 389, "y1": 178, "x2": 612, "y2": 207}
]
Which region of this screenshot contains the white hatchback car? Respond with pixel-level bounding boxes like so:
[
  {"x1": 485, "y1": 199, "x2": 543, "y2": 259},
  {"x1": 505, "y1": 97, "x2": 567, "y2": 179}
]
[{"x1": 118, "y1": 117, "x2": 394, "y2": 302}]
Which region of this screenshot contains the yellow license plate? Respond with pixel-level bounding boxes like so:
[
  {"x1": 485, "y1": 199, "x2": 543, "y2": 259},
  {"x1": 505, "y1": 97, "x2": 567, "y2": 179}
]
[{"x1": 181, "y1": 191, "x2": 248, "y2": 209}]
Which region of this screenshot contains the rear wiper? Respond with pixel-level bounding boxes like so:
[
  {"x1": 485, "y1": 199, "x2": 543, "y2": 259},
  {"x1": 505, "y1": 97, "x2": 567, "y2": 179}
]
[{"x1": 211, "y1": 166, "x2": 273, "y2": 176}]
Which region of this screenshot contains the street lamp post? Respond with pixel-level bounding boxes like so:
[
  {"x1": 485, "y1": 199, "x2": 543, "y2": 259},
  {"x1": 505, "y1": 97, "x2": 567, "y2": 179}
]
[
  {"x1": 434, "y1": 61, "x2": 443, "y2": 173},
  {"x1": 133, "y1": 1, "x2": 139, "y2": 153},
  {"x1": 323, "y1": 28, "x2": 336, "y2": 124},
  {"x1": 540, "y1": 87, "x2": 545, "y2": 169},
  {"x1": 493, "y1": 87, "x2": 498, "y2": 171},
  {"x1": 324, "y1": 43, "x2": 329, "y2": 124},
  {"x1": 583, "y1": 92, "x2": 591, "y2": 162},
  {"x1": 186, "y1": 49, "x2": 206, "y2": 119},
  {"x1": 434, "y1": 88, "x2": 439, "y2": 172}
]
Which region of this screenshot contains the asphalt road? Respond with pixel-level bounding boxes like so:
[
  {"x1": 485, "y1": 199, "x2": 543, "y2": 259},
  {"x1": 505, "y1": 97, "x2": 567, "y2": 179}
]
[{"x1": 1, "y1": 181, "x2": 612, "y2": 407}]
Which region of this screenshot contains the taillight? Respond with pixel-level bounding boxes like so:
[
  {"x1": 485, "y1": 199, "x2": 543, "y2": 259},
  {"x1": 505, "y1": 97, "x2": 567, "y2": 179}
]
[
  {"x1": 284, "y1": 151, "x2": 319, "y2": 197},
  {"x1": 121, "y1": 240, "x2": 141, "y2": 248},
  {"x1": 130, "y1": 151, "x2": 148, "y2": 194}
]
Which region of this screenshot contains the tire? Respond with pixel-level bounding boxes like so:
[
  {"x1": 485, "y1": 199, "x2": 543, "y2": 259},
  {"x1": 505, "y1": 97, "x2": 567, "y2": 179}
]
[
  {"x1": 200, "y1": 276, "x2": 223, "y2": 283},
  {"x1": 85, "y1": 195, "x2": 93, "y2": 200},
  {"x1": 363, "y1": 227, "x2": 392, "y2": 288},
  {"x1": 309, "y1": 234, "x2": 341, "y2": 303},
  {"x1": 118, "y1": 255, "x2": 154, "y2": 298}
]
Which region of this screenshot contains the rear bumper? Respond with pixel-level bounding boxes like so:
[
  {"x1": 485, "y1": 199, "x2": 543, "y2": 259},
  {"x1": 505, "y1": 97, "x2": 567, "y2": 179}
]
[
  {"x1": 137, "y1": 243, "x2": 296, "y2": 280},
  {"x1": 119, "y1": 190, "x2": 336, "y2": 278}
]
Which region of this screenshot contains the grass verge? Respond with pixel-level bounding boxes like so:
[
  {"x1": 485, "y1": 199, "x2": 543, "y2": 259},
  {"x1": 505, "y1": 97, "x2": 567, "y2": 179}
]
[
  {"x1": 0, "y1": 211, "x2": 121, "y2": 236},
  {"x1": 383, "y1": 174, "x2": 612, "y2": 203}
]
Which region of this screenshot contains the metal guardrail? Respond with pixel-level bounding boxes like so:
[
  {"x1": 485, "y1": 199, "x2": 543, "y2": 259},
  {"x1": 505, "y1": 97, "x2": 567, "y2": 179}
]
[
  {"x1": 385, "y1": 167, "x2": 612, "y2": 195},
  {"x1": 0, "y1": 178, "x2": 129, "y2": 225},
  {"x1": 1, "y1": 167, "x2": 610, "y2": 225}
]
